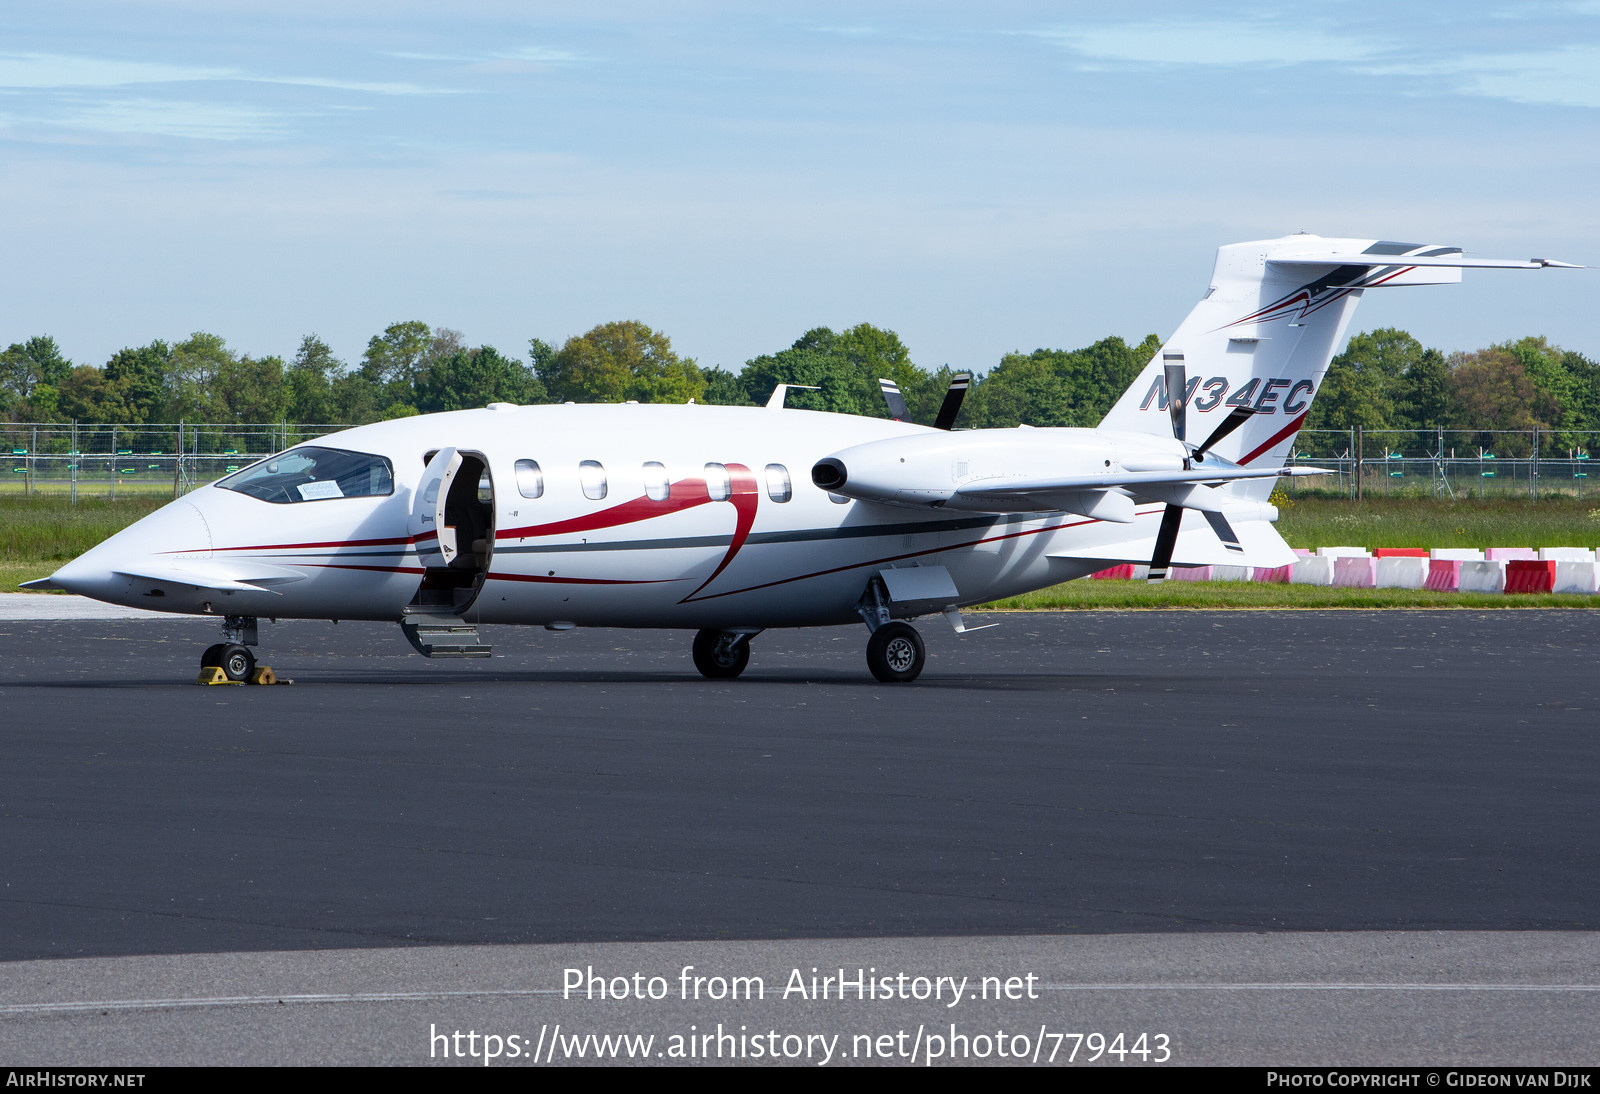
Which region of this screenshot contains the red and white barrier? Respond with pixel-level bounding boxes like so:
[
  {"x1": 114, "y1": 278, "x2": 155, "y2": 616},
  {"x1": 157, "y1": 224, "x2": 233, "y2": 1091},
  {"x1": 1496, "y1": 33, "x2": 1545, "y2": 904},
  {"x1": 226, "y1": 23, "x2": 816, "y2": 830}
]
[
  {"x1": 1377, "y1": 557, "x2": 1430, "y2": 589},
  {"x1": 1253, "y1": 552, "x2": 1302, "y2": 583},
  {"x1": 1425, "y1": 559, "x2": 1462, "y2": 591},
  {"x1": 1076, "y1": 545, "x2": 1593, "y2": 594},
  {"x1": 1291, "y1": 556, "x2": 1334, "y2": 585},
  {"x1": 1459, "y1": 560, "x2": 1507, "y2": 593},
  {"x1": 1554, "y1": 562, "x2": 1599, "y2": 594},
  {"x1": 1091, "y1": 565, "x2": 1136, "y2": 580},
  {"x1": 1505, "y1": 560, "x2": 1556, "y2": 594},
  {"x1": 1332, "y1": 556, "x2": 1377, "y2": 587}
]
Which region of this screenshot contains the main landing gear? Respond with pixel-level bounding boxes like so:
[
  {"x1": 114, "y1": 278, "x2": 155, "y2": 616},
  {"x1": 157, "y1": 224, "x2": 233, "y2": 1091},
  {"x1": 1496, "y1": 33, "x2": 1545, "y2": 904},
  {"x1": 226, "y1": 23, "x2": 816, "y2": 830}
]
[
  {"x1": 692, "y1": 629, "x2": 758, "y2": 679},
  {"x1": 196, "y1": 615, "x2": 284, "y2": 685},
  {"x1": 866, "y1": 621, "x2": 926, "y2": 683},
  {"x1": 858, "y1": 577, "x2": 927, "y2": 683},
  {"x1": 690, "y1": 579, "x2": 935, "y2": 683}
]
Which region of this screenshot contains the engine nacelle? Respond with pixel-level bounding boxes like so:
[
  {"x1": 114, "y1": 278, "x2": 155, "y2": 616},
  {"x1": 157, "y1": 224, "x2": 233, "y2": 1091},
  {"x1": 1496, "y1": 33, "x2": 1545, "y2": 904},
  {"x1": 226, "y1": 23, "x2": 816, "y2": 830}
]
[{"x1": 812, "y1": 428, "x2": 1182, "y2": 515}]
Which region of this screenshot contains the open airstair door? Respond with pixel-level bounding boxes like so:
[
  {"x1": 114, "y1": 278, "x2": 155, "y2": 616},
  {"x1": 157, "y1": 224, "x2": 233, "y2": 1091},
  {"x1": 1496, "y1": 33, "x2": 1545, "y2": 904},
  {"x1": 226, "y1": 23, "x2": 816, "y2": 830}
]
[
  {"x1": 403, "y1": 446, "x2": 495, "y2": 656},
  {"x1": 411, "y1": 447, "x2": 463, "y2": 569}
]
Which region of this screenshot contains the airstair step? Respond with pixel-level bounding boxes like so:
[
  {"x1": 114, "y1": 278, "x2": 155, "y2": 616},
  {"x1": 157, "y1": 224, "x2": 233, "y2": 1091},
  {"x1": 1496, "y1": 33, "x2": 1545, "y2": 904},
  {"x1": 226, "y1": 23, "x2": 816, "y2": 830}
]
[{"x1": 401, "y1": 618, "x2": 492, "y2": 658}]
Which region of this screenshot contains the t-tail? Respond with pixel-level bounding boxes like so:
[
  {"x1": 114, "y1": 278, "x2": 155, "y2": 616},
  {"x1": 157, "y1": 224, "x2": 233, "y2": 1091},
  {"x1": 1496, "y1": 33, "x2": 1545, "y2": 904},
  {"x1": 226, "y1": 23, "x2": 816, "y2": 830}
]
[{"x1": 1098, "y1": 234, "x2": 1579, "y2": 499}]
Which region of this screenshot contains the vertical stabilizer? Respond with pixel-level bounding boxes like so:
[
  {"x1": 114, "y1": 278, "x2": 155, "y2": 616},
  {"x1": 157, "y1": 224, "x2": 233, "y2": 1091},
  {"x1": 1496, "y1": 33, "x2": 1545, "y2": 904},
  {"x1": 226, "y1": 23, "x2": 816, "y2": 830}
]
[{"x1": 1098, "y1": 234, "x2": 1572, "y2": 498}]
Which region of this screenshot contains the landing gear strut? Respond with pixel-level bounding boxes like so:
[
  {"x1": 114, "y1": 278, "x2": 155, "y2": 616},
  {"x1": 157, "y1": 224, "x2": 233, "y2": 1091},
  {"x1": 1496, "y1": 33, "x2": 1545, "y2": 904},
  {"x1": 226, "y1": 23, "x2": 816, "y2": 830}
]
[
  {"x1": 692, "y1": 629, "x2": 757, "y2": 679},
  {"x1": 857, "y1": 577, "x2": 927, "y2": 683}
]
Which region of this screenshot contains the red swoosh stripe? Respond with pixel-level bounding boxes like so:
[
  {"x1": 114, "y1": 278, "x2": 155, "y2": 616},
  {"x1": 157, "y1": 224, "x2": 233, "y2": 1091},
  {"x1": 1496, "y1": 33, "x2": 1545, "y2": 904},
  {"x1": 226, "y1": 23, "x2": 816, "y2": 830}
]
[
  {"x1": 679, "y1": 464, "x2": 758, "y2": 602},
  {"x1": 498, "y1": 478, "x2": 714, "y2": 540},
  {"x1": 169, "y1": 533, "x2": 419, "y2": 556},
  {"x1": 1239, "y1": 411, "x2": 1308, "y2": 466}
]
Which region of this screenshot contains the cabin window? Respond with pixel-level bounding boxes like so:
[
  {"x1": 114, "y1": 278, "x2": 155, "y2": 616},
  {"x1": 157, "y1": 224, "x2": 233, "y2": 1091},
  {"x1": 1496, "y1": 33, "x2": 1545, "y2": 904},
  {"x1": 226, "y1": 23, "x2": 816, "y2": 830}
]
[
  {"x1": 704, "y1": 463, "x2": 731, "y2": 502},
  {"x1": 514, "y1": 459, "x2": 544, "y2": 499},
  {"x1": 828, "y1": 492, "x2": 850, "y2": 504},
  {"x1": 643, "y1": 461, "x2": 670, "y2": 501},
  {"x1": 579, "y1": 460, "x2": 607, "y2": 501},
  {"x1": 764, "y1": 463, "x2": 792, "y2": 503},
  {"x1": 219, "y1": 446, "x2": 394, "y2": 504}
]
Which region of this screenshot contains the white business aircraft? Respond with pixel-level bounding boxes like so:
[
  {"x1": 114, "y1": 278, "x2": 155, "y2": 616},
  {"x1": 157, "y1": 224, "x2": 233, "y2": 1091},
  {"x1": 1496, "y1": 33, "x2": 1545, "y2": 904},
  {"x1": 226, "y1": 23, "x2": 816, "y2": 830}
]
[{"x1": 28, "y1": 234, "x2": 1576, "y2": 682}]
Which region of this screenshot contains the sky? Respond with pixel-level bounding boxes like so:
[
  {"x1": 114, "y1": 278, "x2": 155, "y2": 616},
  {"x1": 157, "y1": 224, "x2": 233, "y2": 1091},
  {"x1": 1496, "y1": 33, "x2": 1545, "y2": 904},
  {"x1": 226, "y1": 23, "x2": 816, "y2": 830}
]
[{"x1": 1, "y1": 1, "x2": 1597, "y2": 376}]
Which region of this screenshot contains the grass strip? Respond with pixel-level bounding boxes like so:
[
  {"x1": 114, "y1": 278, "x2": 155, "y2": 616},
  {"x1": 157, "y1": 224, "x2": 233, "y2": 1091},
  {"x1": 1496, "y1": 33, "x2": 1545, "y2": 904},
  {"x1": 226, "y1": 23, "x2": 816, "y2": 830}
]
[{"x1": 984, "y1": 580, "x2": 1597, "y2": 611}]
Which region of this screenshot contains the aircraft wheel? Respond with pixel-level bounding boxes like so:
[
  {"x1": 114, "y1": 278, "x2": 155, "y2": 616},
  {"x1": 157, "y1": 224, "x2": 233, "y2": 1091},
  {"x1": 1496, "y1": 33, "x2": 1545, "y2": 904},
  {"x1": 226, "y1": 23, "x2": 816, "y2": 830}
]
[
  {"x1": 866, "y1": 622, "x2": 925, "y2": 683},
  {"x1": 220, "y1": 644, "x2": 256, "y2": 683},
  {"x1": 692, "y1": 629, "x2": 750, "y2": 679},
  {"x1": 200, "y1": 643, "x2": 226, "y2": 668}
]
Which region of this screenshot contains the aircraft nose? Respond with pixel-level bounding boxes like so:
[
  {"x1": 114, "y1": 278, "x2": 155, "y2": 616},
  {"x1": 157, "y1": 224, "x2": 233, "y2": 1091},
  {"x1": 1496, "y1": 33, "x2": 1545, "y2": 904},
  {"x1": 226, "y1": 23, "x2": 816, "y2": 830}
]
[{"x1": 49, "y1": 499, "x2": 213, "y2": 598}]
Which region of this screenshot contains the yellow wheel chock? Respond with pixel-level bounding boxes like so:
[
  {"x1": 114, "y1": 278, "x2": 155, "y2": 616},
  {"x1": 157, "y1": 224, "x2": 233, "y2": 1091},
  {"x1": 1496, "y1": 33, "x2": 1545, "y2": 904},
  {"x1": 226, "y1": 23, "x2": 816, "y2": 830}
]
[{"x1": 196, "y1": 665, "x2": 292, "y2": 686}]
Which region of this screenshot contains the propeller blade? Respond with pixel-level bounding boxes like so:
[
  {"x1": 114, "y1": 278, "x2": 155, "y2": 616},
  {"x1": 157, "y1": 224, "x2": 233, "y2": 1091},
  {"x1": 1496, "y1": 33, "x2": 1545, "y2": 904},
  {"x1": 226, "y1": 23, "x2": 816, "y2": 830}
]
[
  {"x1": 1146, "y1": 504, "x2": 1185, "y2": 583},
  {"x1": 1202, "y1": 510, "x2": 1245, "y2": 553},
  {"x1": 1163, "y1": 354, "x2": 1188, "y2": 448},
  {"x1": 1192, "y1": 405, "x2": 1258, "y2": 462},
  {"x1": 932, "y1": 373, "x2": 971, "y2": 431},
  {"x1": 878, "y1": 378, "x2": 910, "y2": 422}
]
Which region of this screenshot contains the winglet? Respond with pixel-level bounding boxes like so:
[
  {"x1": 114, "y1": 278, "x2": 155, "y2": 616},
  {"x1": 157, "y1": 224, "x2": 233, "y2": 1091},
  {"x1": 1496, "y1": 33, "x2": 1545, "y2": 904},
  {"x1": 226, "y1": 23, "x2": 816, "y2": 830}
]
[{"x1": 766, "y1": 383, "x2": 821, "y2": 410}]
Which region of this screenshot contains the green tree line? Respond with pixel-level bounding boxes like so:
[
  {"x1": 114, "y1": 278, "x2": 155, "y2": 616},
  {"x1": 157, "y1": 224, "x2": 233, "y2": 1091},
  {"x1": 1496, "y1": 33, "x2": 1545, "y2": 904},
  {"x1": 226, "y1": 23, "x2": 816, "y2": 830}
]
[{"x1": 3, "y1": 321, "x2": 1597, "y2": 452}]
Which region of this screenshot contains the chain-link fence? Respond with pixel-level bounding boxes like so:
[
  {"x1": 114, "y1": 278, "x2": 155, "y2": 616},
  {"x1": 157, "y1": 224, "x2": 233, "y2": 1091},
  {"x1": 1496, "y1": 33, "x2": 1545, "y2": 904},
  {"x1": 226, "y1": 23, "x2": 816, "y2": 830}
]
[
  {"x1": 4, "y1": 421, "x2": 1597, "y2": 502},
  {"x1": 1284, "y1": 429, "x2": 1598, "y2": 500},
  {"x1": 0, "y1": 423, "x2": 344, "y2": 500}
]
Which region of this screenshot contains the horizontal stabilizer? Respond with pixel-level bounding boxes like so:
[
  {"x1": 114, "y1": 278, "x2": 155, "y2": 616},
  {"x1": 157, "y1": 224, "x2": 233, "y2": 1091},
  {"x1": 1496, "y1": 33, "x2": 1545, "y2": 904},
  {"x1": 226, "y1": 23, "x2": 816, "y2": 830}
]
[
  {"x1": 1051, "y1": 513, "x2": 1296, "y2": 570},
  {"x1": 17, "y1": 577, "x2": 61, "y2": 591},
  {"x1": 1271, "y1": 252, "x2": 1581, "y2": 270}
]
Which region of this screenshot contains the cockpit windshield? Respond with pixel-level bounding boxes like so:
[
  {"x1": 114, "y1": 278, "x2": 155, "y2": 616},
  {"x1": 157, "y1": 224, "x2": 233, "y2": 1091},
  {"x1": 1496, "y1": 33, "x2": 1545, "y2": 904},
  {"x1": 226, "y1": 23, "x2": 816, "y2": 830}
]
[{"x1": 218, "y1": 446, "x2": 395, "y2": 504}]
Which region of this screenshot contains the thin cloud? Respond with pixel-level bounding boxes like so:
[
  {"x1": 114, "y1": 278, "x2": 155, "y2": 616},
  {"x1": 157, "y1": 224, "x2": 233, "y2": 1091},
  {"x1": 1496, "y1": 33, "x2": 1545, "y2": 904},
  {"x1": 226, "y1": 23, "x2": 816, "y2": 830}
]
[
  {"x1": 0, "y1": 52, "x2": 455, "y2": 95},
  {"x1": 1032, "y1": 19, "x2": 1600, "y2": 110},
  {"x1": 54, "y1": 98, "x2": 292, "y2": 141},
  {"x1": 500, "y1": 46, "x2": 591, "y2": 65},
  {"x1": 1367, "y1": 44, "x2": 1600, "y2": 109},
  {"x1": 262, "y1": 75, "x2": 458, "y2": 95},
  {"x1": 0, "y1": 53, "x2": 235, "y2": 88},
  {"x1": 438, "y1": 188, "x2": 534, "y2": 200},
  {"x1": 1031, "y1": 21, "x2": 1383, "y2": 67}
]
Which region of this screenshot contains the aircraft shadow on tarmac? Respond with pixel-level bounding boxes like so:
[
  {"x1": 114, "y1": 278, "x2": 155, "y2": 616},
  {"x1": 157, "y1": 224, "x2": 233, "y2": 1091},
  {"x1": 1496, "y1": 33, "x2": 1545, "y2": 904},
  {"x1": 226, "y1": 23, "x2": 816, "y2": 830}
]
[{"x1": 1, "y1": 669, "x2": 1185, "y2": 691}]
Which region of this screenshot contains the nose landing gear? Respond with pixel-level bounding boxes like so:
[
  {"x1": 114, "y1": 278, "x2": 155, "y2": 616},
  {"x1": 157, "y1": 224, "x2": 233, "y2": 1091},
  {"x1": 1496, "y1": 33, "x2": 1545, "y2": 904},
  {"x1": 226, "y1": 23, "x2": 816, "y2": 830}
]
[
  {"x1": 201, "y1": 642, "x2": 256, "y2": 683},
  {"x1": 196, "y1": 615, "x2": 287, "y2": 685}
]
